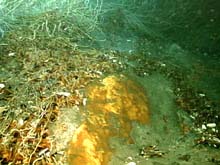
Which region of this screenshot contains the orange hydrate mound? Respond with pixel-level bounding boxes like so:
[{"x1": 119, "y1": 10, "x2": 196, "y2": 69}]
[
  {"x1": 67, "y1": 124, "x2": 111, "y2": 165},
  {"x1": 67, "y1": 75, "x2": 150, "y2": 165}
]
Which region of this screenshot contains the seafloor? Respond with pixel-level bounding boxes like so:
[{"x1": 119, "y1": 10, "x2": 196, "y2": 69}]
[{"x1": 0, "y1": 11, "x2": 220, "y2": 165}]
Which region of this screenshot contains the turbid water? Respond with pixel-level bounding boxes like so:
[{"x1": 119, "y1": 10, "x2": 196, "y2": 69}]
[{"x1": 0, "y1": 1, "x2": 219, "y2": 164}]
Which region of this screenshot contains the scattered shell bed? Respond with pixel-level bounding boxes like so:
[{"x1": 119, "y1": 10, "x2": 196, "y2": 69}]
[{"x1": 0, "y1": 47, "x2": 125, "y2": 164}]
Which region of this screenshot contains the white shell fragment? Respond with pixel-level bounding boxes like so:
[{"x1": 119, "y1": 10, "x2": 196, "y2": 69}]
[
  {"x1": 206, "y1": 123, "x2": 216, "y2": 128},
  {"x1": 199, "y1": 93, "x2": 205, "y2": 97},
  {"x1": 0, "y1": 83, "x2": 5, "y2": 89},
  {"x1": 82, "y1": 98, "x2": 87, "y2": 106},
  {"x1": 95, "y1": 70, "x2": 103, "y2": 75},
  {"x1": 212, "y1": 137, "x2": 220, "y2": 143},
  {"x1": 38, "y1": 148, "x2": 49, "y2": 156},
  {"x1": 8, "y1": 52, "x2": 16, "y2": 56},
  {"x1": 202, "y1": 124, "x2": 206, "y2": 130},
  {"x1": 160, "y1": 63, "x2": 166, "y2": 67},
  {"x1": 212, "y1": 128, "x2": 216, "y2": 132},
  {"x1": 128, "y1": 50, "x2": 133, "y2": 54},
  {"x1": 126, "y1": 162, "x2": 136, "y2": 165},
  {"x1": 18, "y1": 118, "x2": 24, "y2": 127},
  {"x1": 56, "y1": 92, "x2": 71, "y2": 97}
]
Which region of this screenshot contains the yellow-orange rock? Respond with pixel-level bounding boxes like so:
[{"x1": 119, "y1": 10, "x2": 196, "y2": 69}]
[{"x1": 67, "y1": 75, "x2": 150, "y2": 165}]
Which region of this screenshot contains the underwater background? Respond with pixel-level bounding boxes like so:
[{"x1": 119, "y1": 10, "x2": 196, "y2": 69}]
[{"x1": 0, "y1": 0, "x2": 220, "y2": 164}]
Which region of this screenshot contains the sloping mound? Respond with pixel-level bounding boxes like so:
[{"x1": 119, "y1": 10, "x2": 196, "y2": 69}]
[{"x1": 67, "y1": 75, "x2": 150, "y2": 165}]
